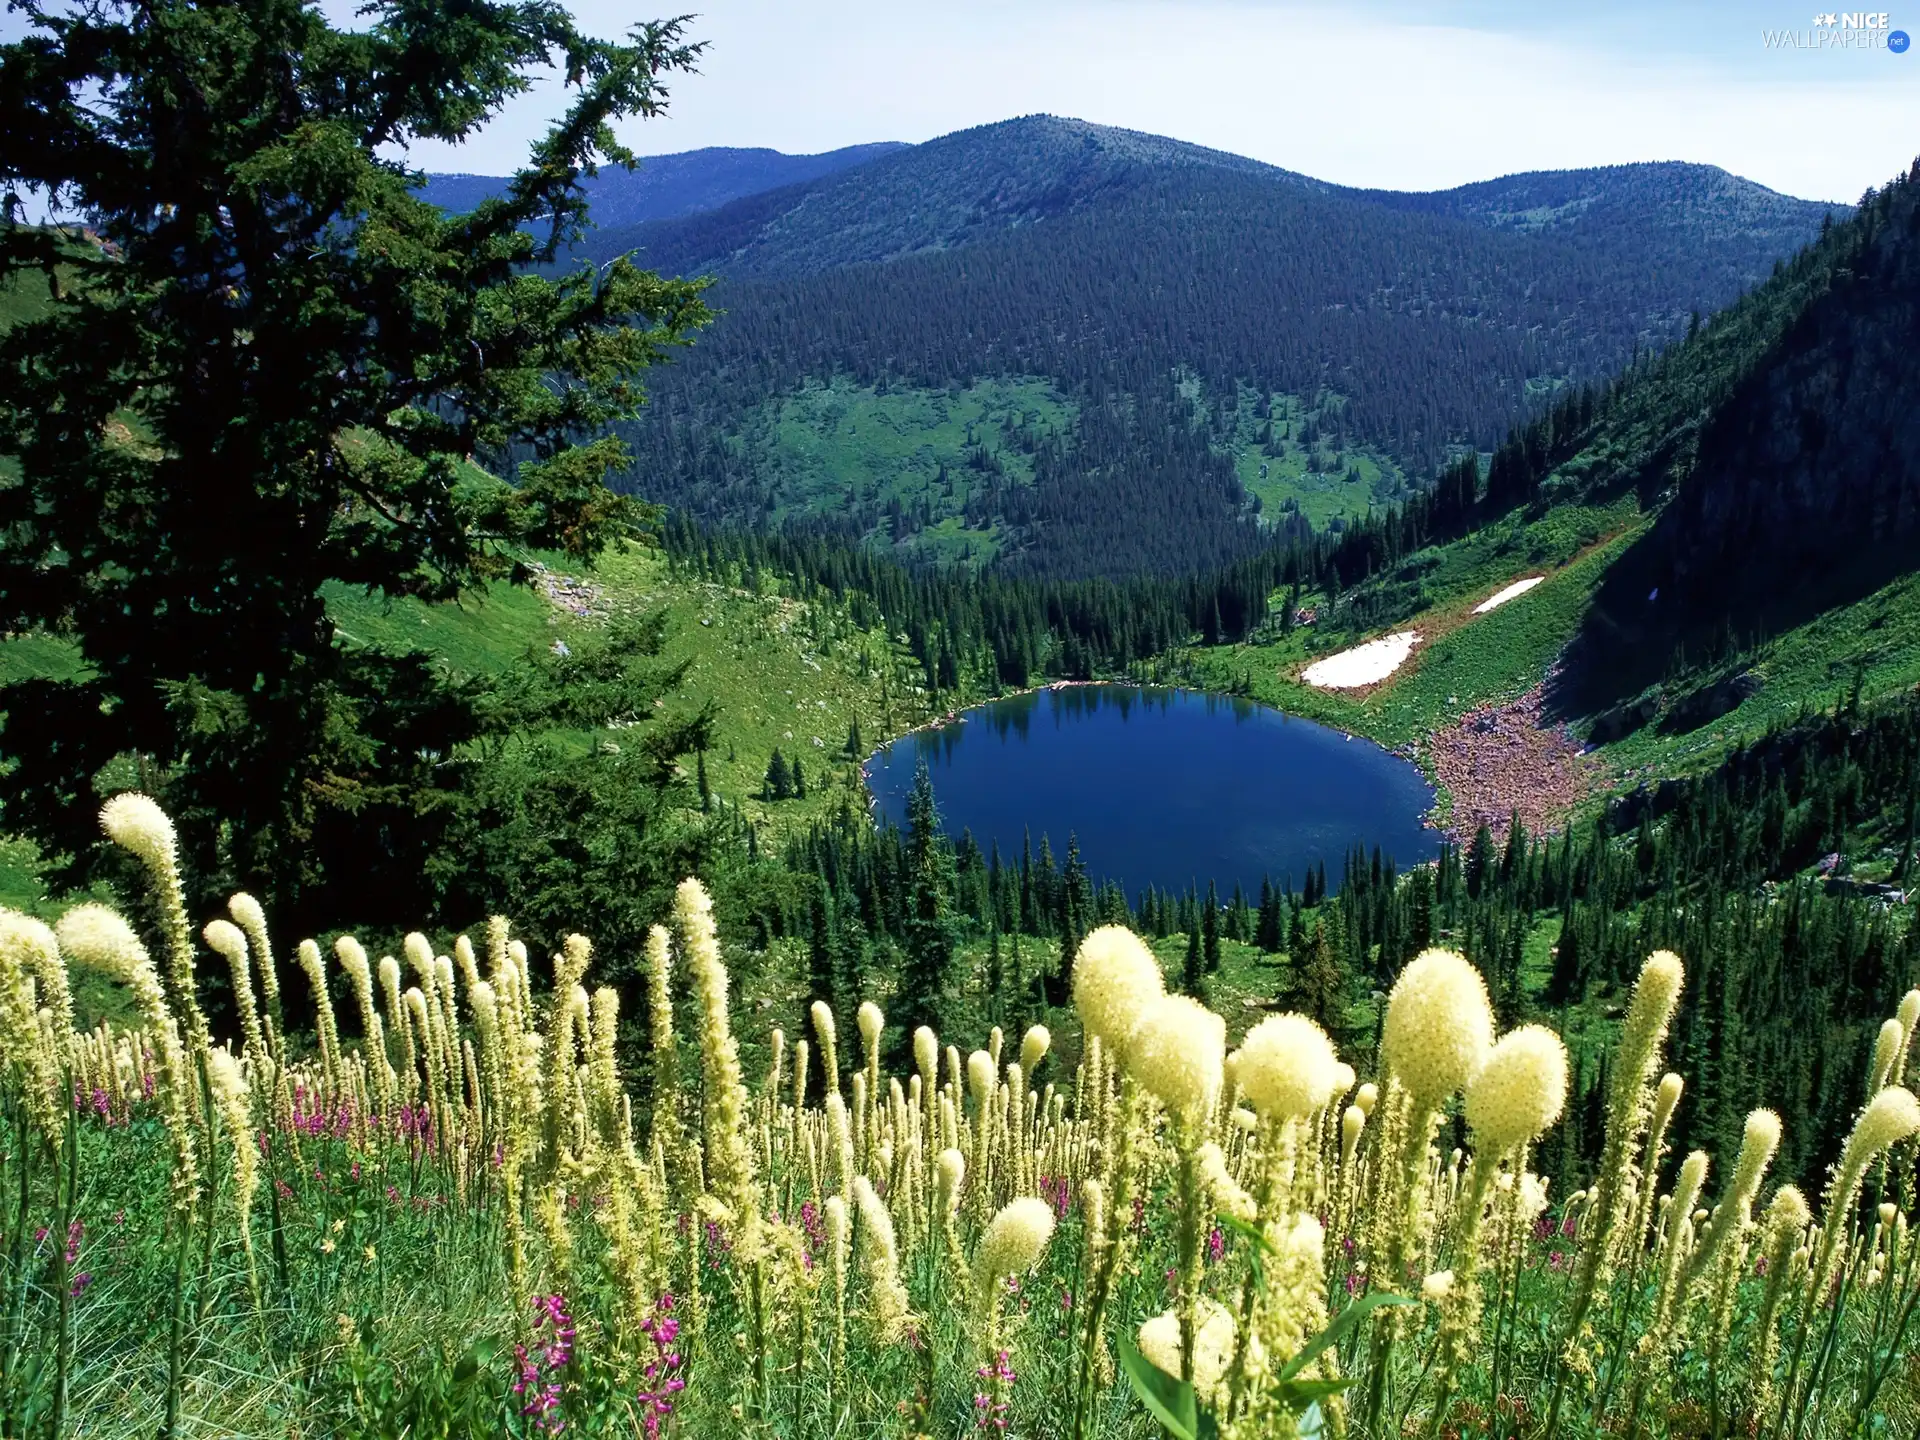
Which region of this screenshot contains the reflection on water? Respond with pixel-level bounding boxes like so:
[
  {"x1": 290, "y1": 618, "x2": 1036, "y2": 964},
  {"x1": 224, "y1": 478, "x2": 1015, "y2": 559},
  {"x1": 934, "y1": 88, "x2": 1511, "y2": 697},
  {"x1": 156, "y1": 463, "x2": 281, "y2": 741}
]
[{"x1": 866, "y1": 684, "x2": 1439, "y2": 899}]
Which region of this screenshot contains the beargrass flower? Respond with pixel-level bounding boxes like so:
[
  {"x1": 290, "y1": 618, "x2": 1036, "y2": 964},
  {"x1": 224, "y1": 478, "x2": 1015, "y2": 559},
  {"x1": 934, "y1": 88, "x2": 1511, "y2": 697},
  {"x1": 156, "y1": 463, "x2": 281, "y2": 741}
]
[
  {"x1": 974, "y1": 1196, "x2": 1056, "y2": 1303},
  {"x1": 1465, "y1": 1025, "x2": 1569, "y2": 1150},
  {"x1": 1127, "y1": 994, "x2": 1225, "y2": 1130},
  {"x1": 1138, "y1": 1299, "x2": 1236, "y2": 1406},
  {"x1": 1072, "y1": 926, "x2": 1164, "y2": 1060},
  {"x1": 1019, "y1": 1025, "x2": 1050, "y2": 1076},
  {"x1": 1233, "y1": 1013, "x2": 1340, "y2": 1121},
  {"x1": 1382, "y1": 949, "x2": 1493, "y2": 1100}
]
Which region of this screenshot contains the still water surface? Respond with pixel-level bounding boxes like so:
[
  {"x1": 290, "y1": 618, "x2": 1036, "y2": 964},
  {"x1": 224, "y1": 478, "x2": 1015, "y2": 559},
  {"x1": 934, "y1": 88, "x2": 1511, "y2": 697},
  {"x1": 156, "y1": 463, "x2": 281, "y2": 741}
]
[{"x1": 865, "y1": 685, "x2": 1439, "y2": 897}]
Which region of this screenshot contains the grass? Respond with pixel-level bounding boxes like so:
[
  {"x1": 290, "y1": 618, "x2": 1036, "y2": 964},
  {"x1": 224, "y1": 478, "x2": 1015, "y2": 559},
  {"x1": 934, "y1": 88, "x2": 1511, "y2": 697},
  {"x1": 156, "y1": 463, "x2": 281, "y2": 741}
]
[
  {"x1": 1213, "y1": 386, "x2": 1413, "y2": 532},
  {"x1": 8, "y1": 856, "x2": 1916, "y2": 1439},
  {"x1": 1168, "y1": 486, "x2": 1920, "y2": 838},
  {"x1": 326, "y1": 541, "x2": 962, "y2": 838},
  {"x1": 1181, "y1": 501, "x2": 1645, "y2": 750},
  {"x1": 733, "y1": 375, "x2": 1076, "y2": 564},
  {"x1": 0, "y1": 537, "x2": 977, "y2": 914}
]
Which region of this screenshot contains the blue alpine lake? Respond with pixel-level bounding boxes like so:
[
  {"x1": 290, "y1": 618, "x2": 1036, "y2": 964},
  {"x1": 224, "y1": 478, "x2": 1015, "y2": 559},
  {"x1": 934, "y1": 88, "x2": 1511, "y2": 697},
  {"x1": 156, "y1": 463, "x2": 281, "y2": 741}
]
[{"x1": 865, "y1": 684, "x2": 1440, "y2": 898}]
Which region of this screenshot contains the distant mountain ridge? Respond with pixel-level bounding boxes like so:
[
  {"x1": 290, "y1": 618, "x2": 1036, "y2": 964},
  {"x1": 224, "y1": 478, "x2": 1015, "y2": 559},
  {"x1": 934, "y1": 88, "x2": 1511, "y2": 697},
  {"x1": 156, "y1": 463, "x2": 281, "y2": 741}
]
[
  {"x1": 568, "y1": 119, "x2": 1834, "y2": 284},
  {"x1": 1344, "y1": 161, "x2": 1839, "y2": 245},
  {"x1": 419, "y1": 141, "x2": 906, "y2": 230},
  {"x1": 437, "y1": 117, "x2": 1844, "y2": 582}
]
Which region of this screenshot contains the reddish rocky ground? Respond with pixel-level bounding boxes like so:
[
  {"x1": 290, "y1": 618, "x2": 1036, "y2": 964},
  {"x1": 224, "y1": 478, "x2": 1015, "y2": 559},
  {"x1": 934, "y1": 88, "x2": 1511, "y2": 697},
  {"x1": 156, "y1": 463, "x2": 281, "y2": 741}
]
[{"x1": 1428, "y1": 683, "x2": 1604, "y2": 842}]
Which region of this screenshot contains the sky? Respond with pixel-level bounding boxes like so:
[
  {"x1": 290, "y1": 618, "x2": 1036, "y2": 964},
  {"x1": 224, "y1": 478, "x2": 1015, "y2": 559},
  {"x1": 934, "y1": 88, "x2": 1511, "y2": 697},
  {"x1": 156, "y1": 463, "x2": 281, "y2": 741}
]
[{"x1": 379, "y1": 0, "x2": 1920, "y2": 202}]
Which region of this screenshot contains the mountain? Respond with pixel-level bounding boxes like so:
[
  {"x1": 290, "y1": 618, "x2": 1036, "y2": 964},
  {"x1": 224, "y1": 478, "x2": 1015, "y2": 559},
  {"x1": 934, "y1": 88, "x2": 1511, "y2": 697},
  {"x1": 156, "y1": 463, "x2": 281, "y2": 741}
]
[
  {"x1": 420, "y1": 141, "x2": 906, "y2": 229},
  {"x1": 591, "y1": 122, "x2": 1829, "y2": 284},
  {"x1": 580, "y1": 117, "x2": 1838, "y2": 581},
  {"x1": 1561, "y1": 169, "x2": 1920, "y2": 714},
  {"x1": 582, "y1": 115, "x2": 1322, "y2": 278},
  {"x1": 1165, "y1": 158, "x2": 1920, "y2": 772},
  {"x1": 1345, "y1": 161, "x2": 1840, "y2": 249}
]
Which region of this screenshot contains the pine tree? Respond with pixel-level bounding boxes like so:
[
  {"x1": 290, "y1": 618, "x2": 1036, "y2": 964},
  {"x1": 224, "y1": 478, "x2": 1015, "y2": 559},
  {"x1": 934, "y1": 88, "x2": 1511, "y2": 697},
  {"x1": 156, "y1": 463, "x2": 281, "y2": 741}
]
[
  {"x1": 764, "y1": 749, "x2": 793, "y2": 801},
  {"x1": 1291, "y1": 919, "x2": 1347, "y2": 1039},
  {"x1": 896, "y1": 761, "x2": 958, "y2": 1039},
  {"x1": 792, "y1": 756, "x2": 807, "y2": 799},
  {"x1": 1465, "y1": 824, "x2": 1497, "y2": 900},
  {"x1": 1203, "y1": 880, "x2": 1222, "y2": 973},
  {"x1": 1183, "y1": 926, "x2": 1206, "y2": 999},
  {"x1": 696, "y1": 749, "x2": 712, "y2": 813},
  {"x1": 0, "y1": 5, "x2": 711, "y2": 923}
]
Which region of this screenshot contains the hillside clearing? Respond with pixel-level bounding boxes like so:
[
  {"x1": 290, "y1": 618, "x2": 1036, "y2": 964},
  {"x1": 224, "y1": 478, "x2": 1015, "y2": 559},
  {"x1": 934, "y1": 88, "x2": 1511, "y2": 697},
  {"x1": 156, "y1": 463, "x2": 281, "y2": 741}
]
[
  {"x1": 1473, "y1": 574, "x2": 1545, "y2": 612},
  {"x1": 1301, "y1": 630, "x2": 1420, "y2": 688}
]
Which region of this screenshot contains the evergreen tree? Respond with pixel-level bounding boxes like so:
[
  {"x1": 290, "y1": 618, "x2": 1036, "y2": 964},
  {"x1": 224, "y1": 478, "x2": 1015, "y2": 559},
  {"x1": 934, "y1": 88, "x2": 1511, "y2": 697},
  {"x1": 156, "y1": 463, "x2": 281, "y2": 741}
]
[
  {"x1": 1183, "y1": 926, "x2": 1206, "y2": 999},
  {"x1": 1203, "y1": 879, "x2": 1222, "y2": 973},
  {"x1": 792, "y1": 756, "x2": 807, "y2": 799},
  {"x1": 764, "y1": 749, "x2": 793, "y2": 801},
  {"x1": 895, "y1": 761, "x2": 958, "y2": 1038},
  {"x1": 0, "y1": 5, "x2": 711, "y2": 927},
  {"x1": 1465, "y1": 823, "x2": 1497, "y2": 900},
  {"x1": 1291, "y1": 919, "x2": 1347, "y2": 1039}
]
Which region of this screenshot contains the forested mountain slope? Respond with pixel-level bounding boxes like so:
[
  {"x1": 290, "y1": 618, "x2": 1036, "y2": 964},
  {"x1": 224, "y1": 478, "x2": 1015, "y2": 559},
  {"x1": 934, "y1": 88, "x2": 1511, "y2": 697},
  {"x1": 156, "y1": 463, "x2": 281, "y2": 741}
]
[
  {"x1": 1159, "y1": 161, "x2": 1920, "y2": 783},
  {"x1": 576, "y1": 117, "x2": 1836, "y2": 580}
]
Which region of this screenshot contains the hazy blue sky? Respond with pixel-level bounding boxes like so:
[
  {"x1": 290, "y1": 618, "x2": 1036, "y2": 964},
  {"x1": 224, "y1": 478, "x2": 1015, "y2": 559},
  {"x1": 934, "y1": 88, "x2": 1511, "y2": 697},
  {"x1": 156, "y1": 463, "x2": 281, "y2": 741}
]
[{"x1": 383, "y1": 0, "x2": 1918, "y2": 201}]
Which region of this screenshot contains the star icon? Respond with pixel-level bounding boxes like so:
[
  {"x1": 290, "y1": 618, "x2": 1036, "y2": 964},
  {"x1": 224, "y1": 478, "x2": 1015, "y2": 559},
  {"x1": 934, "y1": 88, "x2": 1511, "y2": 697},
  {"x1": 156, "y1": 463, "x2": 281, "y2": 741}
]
[
  {"x1": 1813, "y1": 11, "x2": 1827, "y2": 21},
  {"x1": 1824, "y1": 12, "x2": 1839, "y2": 23}
]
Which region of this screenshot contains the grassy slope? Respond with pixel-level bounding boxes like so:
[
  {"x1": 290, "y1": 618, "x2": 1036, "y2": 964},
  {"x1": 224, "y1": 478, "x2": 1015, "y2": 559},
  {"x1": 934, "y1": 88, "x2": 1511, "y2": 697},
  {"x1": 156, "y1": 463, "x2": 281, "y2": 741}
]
[
  {"x1": 1202, "y1": 380, "x2": 1414, "y2": 531},
  {"x1": 326, "y1": 540, "x2": 939, "y2": 829},
  {"x1": 735, "y1": 375, "x2": 1075, "y2": 564},
  {"x1": 710, "y1": 373, "x2": 1409, "y2": 565},
  {"x1": 1, "y1": 540, "x2": 966, "y2": 915},
  {"x1": 1181, "y1": 487, "x2": 1920, "y2": 815}
]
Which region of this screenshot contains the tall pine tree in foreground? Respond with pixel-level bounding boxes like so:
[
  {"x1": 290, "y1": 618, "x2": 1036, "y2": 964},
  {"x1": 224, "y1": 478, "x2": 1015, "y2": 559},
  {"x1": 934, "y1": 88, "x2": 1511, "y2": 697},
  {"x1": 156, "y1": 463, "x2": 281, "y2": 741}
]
[{"x1": 0, "y1": 2, "x2": 710, "y2": 930}]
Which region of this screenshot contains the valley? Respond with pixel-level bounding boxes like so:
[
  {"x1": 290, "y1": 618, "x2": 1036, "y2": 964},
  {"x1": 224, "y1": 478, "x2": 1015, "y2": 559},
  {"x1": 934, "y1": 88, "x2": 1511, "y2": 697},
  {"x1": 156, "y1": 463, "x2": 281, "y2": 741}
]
[{"x1": 4, "y1": 11, "x2": 1920, "y2": 1429}]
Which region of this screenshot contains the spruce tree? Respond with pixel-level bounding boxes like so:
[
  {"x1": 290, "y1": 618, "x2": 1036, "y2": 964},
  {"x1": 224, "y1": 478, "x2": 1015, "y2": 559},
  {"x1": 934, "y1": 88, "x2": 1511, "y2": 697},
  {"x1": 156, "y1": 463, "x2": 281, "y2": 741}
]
[
  {"x1": 1203, "y1": 880, "x2": 1222, "y2": 972},
  {"x1": 764, "y1": 749, "x2": 793, "y2": 801},
  {"x1": 1183, "y1": 926, "x2": 1206, "y2": 999},
  {"x1": 896, "y1": 760, "x2": 957, "y2": 1039},
  {"x1": 0, "y1": 4, "x2": 710, "y2": 923}
]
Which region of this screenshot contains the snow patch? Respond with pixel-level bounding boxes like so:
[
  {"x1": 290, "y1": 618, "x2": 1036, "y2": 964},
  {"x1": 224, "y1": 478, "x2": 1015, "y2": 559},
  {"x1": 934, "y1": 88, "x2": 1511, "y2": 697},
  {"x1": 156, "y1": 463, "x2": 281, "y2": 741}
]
[
  {"x1": 1472, "y1": 576, "x2": 1545, "y2": 614},
  {"x1": 1302, "y1": 632, "x2": 1421, "y2": 689}
]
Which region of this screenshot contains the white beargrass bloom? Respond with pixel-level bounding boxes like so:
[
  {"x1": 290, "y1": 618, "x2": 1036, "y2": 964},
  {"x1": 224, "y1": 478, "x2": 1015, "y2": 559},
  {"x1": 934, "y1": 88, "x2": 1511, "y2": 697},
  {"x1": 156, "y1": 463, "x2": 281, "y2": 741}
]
[
  {"x1": 55, "y1": 904, "x2": 150, "y2": 985},
  {"x1": 1852, "y1": 1086, "x2": 1920, "y2": 1157},
  {"x1": 1331, "y1": 1062, "x2": 1356, "y2": 1101},
  {"x1": 1422, "y1": 1269, "x2": 1453, "y2": 1301},
  {"x1": 856, "y1": 1001, "x2": 883, "y2": 1053},
  {"x1": 1871, "y1": 1019, "x2": 1905, "y2": 1091},
  {"x1": 1127, "y1": 994, "x2": 1226, "y2": 1128},
  {"x1": 973, "y1": 1196, "x2": 1056, "y2": 1298},
  {"x1": 1072, "y1": 926, "x2": 1165, "y2": 1059},
  {"x1": 1381, "y1": 949, "x2": 1494, "y2": 1100},
  {"x1": 1464, "y1": 1025, "x2": 1569, "y2": 1149},
  {"x1": 1019, "y1": 1025, "x2": 1051, "y2": 1076},
  {"x1": 853, "y1": 1175, "x2": 913, "y2": 1343},
  {"x1": 1233, "y1": 1013, "x2": 1340, "y2": 1120},
  {"x1": 968, "y1": 1049, "x2": 995, "y2": 1102},
  {"x1": 99, "y1": 793, "x2": 176, "y2": 870},
  {"x1": 937, "y1": 1148, "x2": 966, "y2": 1213},
  {"x1": 1139, "y1": 1298, "x2": 1237, "y2": 1403},
  {"x1": 1355, "y1": 1082, "x2": 1379, "y2": 1116}
]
